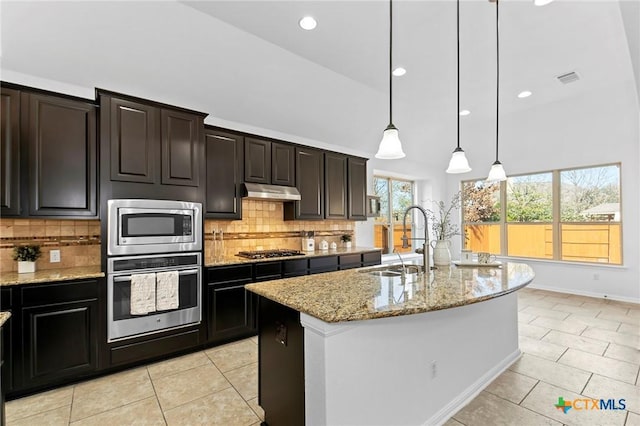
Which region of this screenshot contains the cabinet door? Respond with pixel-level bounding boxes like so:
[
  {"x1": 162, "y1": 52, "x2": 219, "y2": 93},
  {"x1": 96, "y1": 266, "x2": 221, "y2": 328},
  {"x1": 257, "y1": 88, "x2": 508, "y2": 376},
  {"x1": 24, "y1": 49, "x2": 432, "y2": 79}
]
[
  {"x1": 271, "y1": 142, "x2": 295, "y2": 186},
  {"x1": 244, "y1": 138, "x2": 271, "y2": 184},
  {"x1": 161, "y1": 109, "x2": 202, "y2": 187},
  {"x1": 207, "y1": 280, "x2": 255, "y2": 342},
  {"x1": 109, "y1": 97, "x2": 159, "y2": 184},
  {"x1": 286, "y1": 147, "x2": 324, "y2": 220},
  {"x1": 0, "y1": 288, "x2": 13, "y2": 394},
  {"x1": 22, "y1": 300, "x2": 98, "y2": 388},
  {"x1": 0, "y1": 88, "x2": 21, "y2": 216},
  {"x1": 205, "y1": 129, "x2": 243, "y2": 219},
  {"x1": 325, "y1": 152, "x2": 348, "y2": 219},
  {"x1": 26, "y1": 93, "x2": 97, "y2": 217},
  {"x1": 348, "y1": 157, "x2": 368, "y2": 220}
]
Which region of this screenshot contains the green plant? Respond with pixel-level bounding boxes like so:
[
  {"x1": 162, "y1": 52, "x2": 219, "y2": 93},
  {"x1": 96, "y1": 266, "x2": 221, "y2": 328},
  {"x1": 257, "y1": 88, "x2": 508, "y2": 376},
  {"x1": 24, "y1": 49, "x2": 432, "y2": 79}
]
[
  {"x1": 428, "y1": 192, "x2": 462, "y2": 241},
  {"x1": 12, "y1": 245, "x2": 42, "y2": 262},
  {"x1": 340, "y1": 234, "x2": 352, "y2": 243}
]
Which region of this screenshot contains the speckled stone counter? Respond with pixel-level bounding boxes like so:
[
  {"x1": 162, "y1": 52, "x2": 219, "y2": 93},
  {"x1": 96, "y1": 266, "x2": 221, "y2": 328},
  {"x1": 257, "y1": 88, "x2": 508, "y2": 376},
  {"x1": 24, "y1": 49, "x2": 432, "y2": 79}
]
[
  {"x1": 0, "y1": 311, "x2": 10, "y2": 327},
  {"x1": 0, "y1": 265, "x2": 104, "y2": 286},
  {"x1": 246, "y1": 261, "x2": 534, "y2": 323},
  {"x1": 205, "y1": 246, "x2": 381, "y2": 267}
]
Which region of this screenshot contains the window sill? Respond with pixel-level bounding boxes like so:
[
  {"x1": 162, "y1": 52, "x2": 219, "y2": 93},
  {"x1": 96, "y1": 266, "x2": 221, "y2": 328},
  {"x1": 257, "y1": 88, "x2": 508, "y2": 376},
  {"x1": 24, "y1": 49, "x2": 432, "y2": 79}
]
[{"x1": 498, "y1": 256, "x2": 627, "y2": 270}]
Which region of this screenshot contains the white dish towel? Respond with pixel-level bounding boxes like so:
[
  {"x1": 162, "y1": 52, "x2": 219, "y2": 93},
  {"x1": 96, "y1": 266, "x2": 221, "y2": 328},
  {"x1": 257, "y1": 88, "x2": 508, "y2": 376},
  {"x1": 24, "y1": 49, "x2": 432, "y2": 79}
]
[
  {"x1": 130, "y1": 273, "x2": 156, "y2": 315},
  {"x1": 156, "y1": 271, "x2": 179, "y2": 311}
]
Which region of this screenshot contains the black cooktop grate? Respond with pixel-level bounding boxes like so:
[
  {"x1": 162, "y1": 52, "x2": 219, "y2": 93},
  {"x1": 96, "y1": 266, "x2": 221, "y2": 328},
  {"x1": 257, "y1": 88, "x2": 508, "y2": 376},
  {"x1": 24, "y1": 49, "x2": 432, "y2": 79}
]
[{"x1": 236, "y1": 249, "x2": 305, "y2": 259}]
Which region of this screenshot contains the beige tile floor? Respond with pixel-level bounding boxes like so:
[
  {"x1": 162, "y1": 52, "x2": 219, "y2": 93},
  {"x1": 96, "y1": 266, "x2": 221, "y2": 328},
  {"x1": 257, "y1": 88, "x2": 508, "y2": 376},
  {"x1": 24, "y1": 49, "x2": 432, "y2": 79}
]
[{"x1": 6, "y1": 288, "x2": 640, "y2": 425}]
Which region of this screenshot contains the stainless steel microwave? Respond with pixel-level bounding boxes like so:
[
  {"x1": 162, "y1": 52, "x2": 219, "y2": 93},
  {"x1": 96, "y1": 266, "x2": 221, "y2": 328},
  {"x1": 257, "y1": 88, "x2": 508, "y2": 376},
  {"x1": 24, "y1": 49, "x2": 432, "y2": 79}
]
[{"x1": 107, "y1": 199, "x2": 202, "y2": 255}]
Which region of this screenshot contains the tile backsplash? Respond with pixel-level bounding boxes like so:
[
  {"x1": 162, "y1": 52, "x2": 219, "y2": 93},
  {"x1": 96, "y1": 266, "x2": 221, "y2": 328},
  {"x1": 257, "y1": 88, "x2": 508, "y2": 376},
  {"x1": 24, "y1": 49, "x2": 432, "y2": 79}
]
[
  {"x1": 205, "y1": 200, "x2": 355, "y2": 263},
  {"x1": 0, "y1": 218, "x2": 101, "y2": 272}
]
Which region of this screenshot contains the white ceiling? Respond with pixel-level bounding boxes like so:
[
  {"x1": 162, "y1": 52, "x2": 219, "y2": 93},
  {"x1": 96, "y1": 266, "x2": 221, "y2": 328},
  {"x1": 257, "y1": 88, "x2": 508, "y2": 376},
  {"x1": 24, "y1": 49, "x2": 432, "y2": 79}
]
[{"x1": 1, "y1": 0, "x2": 638, "y2": 172}]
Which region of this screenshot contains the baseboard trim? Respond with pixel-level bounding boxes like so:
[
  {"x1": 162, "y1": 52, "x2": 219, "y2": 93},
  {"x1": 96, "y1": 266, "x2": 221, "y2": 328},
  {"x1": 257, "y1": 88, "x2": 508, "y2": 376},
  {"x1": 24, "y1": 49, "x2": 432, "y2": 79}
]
[
  {"x1": 425, "y1": 348, "x2": 522, "y2": 426},
  {"x1": 528, "y1": 283, "x2": 639, "y2": 304}
]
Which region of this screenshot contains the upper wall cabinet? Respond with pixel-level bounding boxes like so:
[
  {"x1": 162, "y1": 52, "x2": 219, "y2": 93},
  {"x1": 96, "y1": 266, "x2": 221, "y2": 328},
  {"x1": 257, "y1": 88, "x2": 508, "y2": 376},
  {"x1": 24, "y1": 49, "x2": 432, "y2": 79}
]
[
  {"x1": 99, "y1": 91, "x2": 206, "y2": 201},
  {"x1": 324, "y1": 153, "x2": 348, "y2": 220},
  {"x1": 244, "y1": 138, "x2": 295, "y2": 187},
  {"x1": 0, "y1": 84, "x2": 98, "y2": 218},
  {"x1": 347, "y1": 157, "x2": 367, "y2": 220},
  {"x1": 0, "y1": 88, "x2": 21, "y2": 216},
  {"x1": 285, "y1": 147, "x2": 324, "y2": 220},
  {"x1": 205, "y1": 128, "x2": 244, "y2": 219},
  {"x1": 25, "y1": 93, "x2": 97, "y2": 217}
]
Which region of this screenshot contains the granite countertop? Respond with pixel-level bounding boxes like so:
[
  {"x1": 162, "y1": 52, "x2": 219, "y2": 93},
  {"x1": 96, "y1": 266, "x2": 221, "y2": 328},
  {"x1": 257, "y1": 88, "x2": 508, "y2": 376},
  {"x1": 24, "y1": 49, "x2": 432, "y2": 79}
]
[
  {"x1": 205, "y1": 246, "x2": 381, "y2": 267},
  {"x1": 0, "y1": 265, "x2": 104, "y2": 286},
  {"x1": 246, "y1": 262, "x2": 535, "y2": 323},
  {"x1": 0, "y1": 311, "x2": 10, "y2": 327}
]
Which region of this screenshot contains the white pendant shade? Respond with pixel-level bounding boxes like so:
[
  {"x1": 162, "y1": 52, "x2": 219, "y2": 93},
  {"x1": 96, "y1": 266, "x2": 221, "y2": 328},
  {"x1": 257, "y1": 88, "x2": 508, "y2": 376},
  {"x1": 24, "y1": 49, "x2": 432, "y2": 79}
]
[
  {"x1": 487, "y1": 161, "x2": 507, "y2": 182},
  {"x1": 446, "y1": 148, "x2": 472, "y2": 174},
  {"x1": 375, "y1": 126, "x2": 405, "y2": 159}
]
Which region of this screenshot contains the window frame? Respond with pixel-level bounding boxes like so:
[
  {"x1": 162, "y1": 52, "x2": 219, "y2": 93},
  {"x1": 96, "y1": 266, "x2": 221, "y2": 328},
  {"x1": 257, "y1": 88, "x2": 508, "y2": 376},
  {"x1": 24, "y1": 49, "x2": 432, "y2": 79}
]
[
  {"x1": 461, "y1": 162, "x2": 623, "y2": 265},
  {"x1": 373, "y1": 175, "x2": 415, "y2": 254}
]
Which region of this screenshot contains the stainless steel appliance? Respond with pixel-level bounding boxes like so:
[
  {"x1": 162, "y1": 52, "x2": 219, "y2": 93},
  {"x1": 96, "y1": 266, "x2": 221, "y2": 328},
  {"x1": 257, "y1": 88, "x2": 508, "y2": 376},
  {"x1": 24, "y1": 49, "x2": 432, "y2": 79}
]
[
  {"x1": 236, "y1": 249, "x2": 305, "y2": 259},
  {"x1": 107, "y1": 199, "x2": 202, "y2": 256},
  {"x1": 107, "y1": 252, "x2": 202, "y2": 342}
]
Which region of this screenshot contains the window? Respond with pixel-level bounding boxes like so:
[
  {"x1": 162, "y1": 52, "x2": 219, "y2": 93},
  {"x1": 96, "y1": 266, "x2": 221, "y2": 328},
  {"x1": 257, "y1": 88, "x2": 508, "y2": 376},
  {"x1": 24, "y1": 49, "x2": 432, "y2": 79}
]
[
  {"x1": 462, "y1": 164, "x2": 622, "y2": 265},
  {"x1": 373, "y1": 176, "x2": 414, "y2": 254}
]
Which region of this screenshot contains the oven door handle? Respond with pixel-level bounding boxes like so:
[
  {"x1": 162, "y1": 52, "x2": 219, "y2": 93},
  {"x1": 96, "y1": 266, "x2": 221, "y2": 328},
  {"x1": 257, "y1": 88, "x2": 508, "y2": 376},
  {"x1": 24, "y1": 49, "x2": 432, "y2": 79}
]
[{"x1": 112, "y1": 269, "x2": 200, "y2": 283}]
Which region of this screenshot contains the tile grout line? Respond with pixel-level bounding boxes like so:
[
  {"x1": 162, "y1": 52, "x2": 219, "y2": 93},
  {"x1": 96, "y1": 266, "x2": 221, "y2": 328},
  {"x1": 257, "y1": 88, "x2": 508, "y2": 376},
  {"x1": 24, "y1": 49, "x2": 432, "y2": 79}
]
[
  {"x1": 145, "y1": 367, "x2": 169, "y2": 426},
  {"x1": 68, "y1": 384, "x2": 77, "y2": 425},
  {"x1": 517, "y1": 379, "x2": 540, "y2": 406}
]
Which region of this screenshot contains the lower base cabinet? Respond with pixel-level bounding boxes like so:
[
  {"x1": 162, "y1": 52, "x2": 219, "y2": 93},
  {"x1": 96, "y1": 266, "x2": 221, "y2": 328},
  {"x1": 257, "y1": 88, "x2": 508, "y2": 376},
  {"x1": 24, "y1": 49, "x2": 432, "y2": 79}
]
[
  {"x1": 207, "y1": 281, "x2": 256, "y2": 343},
  {"x1": 259, "y1": 296, "x2": 305, "y2": 426}
]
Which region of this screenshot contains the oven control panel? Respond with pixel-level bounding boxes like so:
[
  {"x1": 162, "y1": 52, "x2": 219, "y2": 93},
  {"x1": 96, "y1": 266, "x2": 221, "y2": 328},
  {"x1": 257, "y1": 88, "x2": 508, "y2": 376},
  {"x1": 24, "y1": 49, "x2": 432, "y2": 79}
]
[{"x1": 110, "y1": 253, "x2": 201, "y2": 272}]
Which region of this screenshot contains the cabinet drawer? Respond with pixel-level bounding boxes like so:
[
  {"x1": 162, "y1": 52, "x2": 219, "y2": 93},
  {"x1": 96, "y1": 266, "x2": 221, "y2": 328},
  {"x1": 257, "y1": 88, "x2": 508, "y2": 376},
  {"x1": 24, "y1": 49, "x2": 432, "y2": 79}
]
[
  {"x1": 255, "y1": 262, "x2": 282, "y2": 282},
  {"x1": 309, "y1": 256, "x2": 338, "y2": 273},
  {"x1": 282, "y1": 259, "x2": 308, "y2": 277},
  {"x1": 362, "y1": 251, "x2": 382, "y2": 266},
  {"x1": 338, "y1": 254, "x2": 361, "y2": 270},
  {"x1": 21, "y1": 280, "x2": 98, "y2": 307},
  {"x1": 110, "y1": 328, "x2": 200, "y2": 366},
  {"x1": 207, "y1": 264, "x2": 253, "y2": 284}
]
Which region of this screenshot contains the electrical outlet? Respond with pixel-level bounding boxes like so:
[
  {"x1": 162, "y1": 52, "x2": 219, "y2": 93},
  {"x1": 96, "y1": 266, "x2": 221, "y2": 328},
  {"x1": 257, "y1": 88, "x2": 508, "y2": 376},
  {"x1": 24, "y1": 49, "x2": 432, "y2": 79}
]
[
  {"x1": 593, "y1": 273, "x2": 600, "y2": 281},
  {"x1": 50, "y1": 249, "x2": 61, "y2": 263},
  {"x1": 430, "y1": 360, "x2": 437, "y2": 379}
]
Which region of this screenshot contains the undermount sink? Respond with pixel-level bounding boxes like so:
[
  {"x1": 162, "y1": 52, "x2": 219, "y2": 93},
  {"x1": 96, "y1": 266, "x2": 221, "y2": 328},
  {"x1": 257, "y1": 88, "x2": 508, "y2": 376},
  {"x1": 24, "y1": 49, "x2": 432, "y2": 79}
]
[{"x1": 359, "y1": 264, "x2": 422, "y2": 277}]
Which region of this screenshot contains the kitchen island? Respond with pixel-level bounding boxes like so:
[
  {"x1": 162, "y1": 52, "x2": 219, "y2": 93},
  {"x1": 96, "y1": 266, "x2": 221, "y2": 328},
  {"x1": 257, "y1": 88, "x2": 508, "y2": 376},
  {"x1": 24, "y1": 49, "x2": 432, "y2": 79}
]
[{"x1": 246, "y1": 261, "x2": 534, "y2": 426}]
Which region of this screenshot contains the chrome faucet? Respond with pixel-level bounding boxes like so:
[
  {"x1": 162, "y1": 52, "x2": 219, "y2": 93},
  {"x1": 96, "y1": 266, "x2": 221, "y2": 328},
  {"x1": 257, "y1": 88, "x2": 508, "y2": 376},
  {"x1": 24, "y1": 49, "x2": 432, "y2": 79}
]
[
  {"x1": 392, "y1": 248, "x2": 406, "y2": 276},
  {"x1": 401, "y1": 205, "x2": 431, "y2": 273}
]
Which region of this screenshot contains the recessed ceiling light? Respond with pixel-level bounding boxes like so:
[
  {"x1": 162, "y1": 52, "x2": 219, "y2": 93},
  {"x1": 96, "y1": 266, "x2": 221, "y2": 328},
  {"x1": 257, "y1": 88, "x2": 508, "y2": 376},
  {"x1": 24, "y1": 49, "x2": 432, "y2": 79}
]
[
  {"x1": 517, "y1": 90, "x2": 532, "y2": 98},
  {"x1": 392, "y1": 67, "x2": 406, "y2": 77},
  {"x1": 299, "y1": 16, "x2": 317, "y2": 30},
  {"x1": 459, "y1": 110, "x2": 471, "y2": 116},
  {"x1": 534, "y1": 0, "x2": 554, "y2": 6}
]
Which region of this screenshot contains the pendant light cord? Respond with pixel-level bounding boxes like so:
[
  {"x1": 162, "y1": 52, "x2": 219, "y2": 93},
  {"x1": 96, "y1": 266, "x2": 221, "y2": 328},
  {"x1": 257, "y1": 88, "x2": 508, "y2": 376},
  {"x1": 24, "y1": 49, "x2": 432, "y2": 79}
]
[
  {"x1": 495, "y1": 0, "x2": 500, "y2": 162},
  {"x1": 389, "y1": 0, "x2": 393, "y2": 125},
  {"x1": 456, "y1": 0, "x2": 460, "y2": 149}
]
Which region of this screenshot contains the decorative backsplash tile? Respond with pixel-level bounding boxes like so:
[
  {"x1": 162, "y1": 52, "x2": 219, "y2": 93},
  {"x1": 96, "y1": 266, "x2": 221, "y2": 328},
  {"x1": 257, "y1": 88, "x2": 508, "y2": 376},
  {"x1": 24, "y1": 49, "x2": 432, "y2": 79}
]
[
  {"x1": 0, "y1": 218, "x2": 101, "y2": 272},
  {"x1": 205, "y1": 200, "x2": 355, "y2": 263}
]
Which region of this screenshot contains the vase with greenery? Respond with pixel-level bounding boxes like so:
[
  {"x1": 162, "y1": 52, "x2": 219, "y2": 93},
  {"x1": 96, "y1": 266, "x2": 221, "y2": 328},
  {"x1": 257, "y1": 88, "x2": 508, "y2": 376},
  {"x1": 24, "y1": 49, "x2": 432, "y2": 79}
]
[
  {"x1": 12, "y1": 244, "x2": 42, "y2": 273},
  {"x1": 340, "y1": 234, "x2": 352, "y2": 248},
  {"x1": 427, "y1": 192, "x2": 461, "y2": 265}
]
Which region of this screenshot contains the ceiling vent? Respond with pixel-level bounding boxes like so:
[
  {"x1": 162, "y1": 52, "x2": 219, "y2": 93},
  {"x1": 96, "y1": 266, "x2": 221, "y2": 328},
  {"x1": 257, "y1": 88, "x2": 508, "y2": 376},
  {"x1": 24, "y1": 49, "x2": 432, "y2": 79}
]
[{"x1": 556, "y1": 71, "x2": 580, "y2": 84}]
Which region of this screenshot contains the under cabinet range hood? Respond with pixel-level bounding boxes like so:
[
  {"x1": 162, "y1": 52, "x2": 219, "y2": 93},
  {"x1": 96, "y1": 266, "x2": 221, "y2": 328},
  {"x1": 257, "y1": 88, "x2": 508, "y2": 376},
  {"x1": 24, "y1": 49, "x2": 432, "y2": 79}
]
[{"x1": 243, "y1": 183, "x2": 301, "y2": 201}]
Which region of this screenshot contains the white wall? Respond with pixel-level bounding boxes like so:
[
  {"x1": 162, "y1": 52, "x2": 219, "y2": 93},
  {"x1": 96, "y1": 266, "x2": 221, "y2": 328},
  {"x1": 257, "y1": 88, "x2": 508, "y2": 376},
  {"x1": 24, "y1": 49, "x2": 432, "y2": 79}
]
[{"x1": 446, "y1": 82, "x2": 640, "y2": 302}]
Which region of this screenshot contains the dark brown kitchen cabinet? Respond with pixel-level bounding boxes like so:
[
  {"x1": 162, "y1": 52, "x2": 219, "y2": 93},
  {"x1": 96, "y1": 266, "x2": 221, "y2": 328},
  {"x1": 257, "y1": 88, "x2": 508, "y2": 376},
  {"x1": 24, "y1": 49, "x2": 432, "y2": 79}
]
[
  {"x1": 0, "y1": 88, "x2": 21, "y2": 216},
  {"x1": 161, "y1": 109, "x2": 201, "y2": 187},
  {"x1": 18, "y1": 279, "x2": 99, "y2": 391},
  {"x1": 100, "y1": 91, "x2": 206, "y2": 200},
  {"x1": 244, "y1": 138, "x2": 271, "y2": 184},
  {"x1": 1, "y1": 288, "x2": 14, "y2": 398},
  {"x1": 285, "y1": 147, "x2": 324, "y2": 220},
  {"x1": 205, "y1": 128, "x2": 243, "y2": 219},
  {"x1": 25, "y1": 92, "x2": 97, "y2": 217},
  {"x1": 108, "y1": 97, "x2": 159, "y2": 184},
  {"x1": 245, "y1": 138, "x2": 295, "y2": 186},
  {"x1": 325, "y1": 152, "x2": 348, "y2": 220},
  {"x1": 206, "y1": 265, "x2": 256, "y2": 343},
  {"x1": 271, "y1": 142, "x2": 295, "y2": 186},
  {"x1": 348, "y1": 157, "x2": 367, "y2": 220}
]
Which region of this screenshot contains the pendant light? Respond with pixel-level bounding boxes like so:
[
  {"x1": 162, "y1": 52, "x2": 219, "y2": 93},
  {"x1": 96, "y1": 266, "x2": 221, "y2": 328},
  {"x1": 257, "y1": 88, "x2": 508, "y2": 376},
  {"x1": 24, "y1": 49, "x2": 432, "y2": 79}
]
[
  {"x1": 487, "y1": 0, "x2": 507, "y2": 181},
  {"x1": 375, "y1": 0, "x2": 406, "y2": 159},
  {"x1": 446, "y1": 0, "x2": 472, "y2": 174}
]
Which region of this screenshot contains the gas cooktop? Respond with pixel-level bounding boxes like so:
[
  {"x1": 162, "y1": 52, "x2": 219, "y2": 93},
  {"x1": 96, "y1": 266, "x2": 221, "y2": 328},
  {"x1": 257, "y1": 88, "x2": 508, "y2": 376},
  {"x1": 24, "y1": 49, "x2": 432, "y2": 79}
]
[{"x1": 236, "y1": 249, "x2": 305, "y2": 259}]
